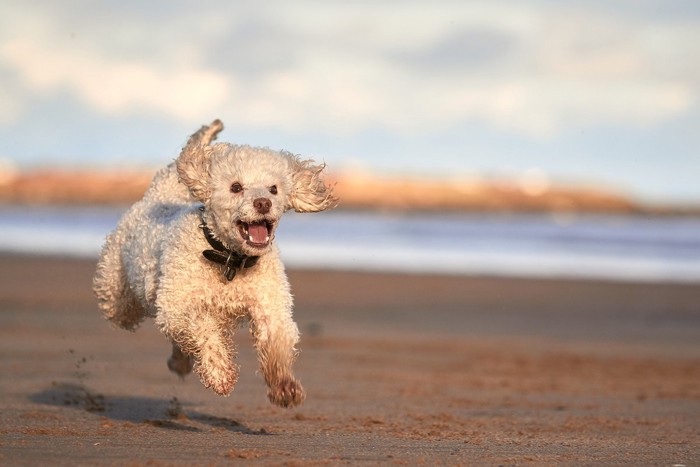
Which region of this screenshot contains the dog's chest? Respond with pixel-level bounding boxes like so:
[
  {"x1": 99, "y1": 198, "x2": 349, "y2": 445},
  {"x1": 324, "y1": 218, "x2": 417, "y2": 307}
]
[{"x1": 197, "y1": 265, "x2": 264, "y2": 315}]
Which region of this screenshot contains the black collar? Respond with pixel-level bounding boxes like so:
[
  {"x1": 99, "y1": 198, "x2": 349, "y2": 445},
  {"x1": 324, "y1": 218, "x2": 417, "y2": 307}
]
[{"x1": 199, "y1": 207, "x2": 259, "y2": 281}]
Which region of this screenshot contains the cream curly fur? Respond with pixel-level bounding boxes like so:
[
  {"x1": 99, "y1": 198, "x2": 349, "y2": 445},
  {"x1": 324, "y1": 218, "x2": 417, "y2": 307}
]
[{"x1": 93, "y1": 120, "x2": 338, "y2": 408}]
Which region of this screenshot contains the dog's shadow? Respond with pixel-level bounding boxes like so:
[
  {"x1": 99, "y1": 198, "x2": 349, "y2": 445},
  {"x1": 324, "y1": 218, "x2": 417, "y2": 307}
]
[{"x1": 29, "y1": 382, "x2": 268, "y2": 434}]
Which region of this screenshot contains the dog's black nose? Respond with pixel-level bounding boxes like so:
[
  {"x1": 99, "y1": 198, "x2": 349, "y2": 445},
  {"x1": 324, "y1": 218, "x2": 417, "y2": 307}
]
[{"x1": 253, "y1": 197, "x2": 272, "y2": 214}]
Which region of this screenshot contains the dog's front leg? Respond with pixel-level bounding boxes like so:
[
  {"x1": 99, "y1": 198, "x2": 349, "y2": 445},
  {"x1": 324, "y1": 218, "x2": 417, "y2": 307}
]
[
  {"x1": 248, "y1": 304, "x2": 305, "y2": 408},
  {"x1": 156, "y1": 303, "x2": 239, "y2": 396}
]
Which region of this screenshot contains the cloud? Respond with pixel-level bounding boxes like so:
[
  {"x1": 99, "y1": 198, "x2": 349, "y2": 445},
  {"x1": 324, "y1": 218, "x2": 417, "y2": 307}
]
[
  {"x1": 212, "y1": 2, "x2": 699, "y2": 138},
  {"x1": 0, "y1": 37, "x2": 230, "y2": 123},
  {"x1": 0, "y1": 1, "x2": 697, "y2": 139}
]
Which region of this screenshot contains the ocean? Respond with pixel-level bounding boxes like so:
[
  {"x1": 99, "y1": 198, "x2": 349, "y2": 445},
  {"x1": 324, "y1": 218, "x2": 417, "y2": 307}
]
[{"x1": 0, "y1": 205, "x2": 699, "y2": 283}]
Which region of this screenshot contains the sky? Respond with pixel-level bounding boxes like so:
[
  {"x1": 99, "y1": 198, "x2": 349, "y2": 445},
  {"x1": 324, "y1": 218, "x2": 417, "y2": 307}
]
[{"x1": 0, "y1": 0, "x2": 698, "y2": 203}]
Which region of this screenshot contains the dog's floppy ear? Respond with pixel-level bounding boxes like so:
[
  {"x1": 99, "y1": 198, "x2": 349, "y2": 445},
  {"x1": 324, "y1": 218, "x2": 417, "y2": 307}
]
[
  {"x1": 176, "y1": 119, "x2": 224, "y2": 202},
  {"x1": 286, "y1": 155, "x2": 339, "y2": 213}
]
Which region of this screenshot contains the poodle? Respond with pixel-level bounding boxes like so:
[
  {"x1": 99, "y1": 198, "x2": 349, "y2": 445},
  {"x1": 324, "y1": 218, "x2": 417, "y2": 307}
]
[{"x1": 93, "y1": 120, "x2": 338, "y2": 408}]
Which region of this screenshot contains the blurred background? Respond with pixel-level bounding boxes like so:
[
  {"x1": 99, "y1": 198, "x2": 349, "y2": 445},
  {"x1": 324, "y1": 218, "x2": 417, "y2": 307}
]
[{"x1": 0, "y1": 0, "x2": 699, "y2": 282}]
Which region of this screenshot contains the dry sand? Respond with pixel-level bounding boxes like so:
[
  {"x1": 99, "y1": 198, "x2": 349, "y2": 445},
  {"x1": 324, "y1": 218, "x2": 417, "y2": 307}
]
[{"x1": 0, "y1": 254, "x2": 698, "y2": 465}]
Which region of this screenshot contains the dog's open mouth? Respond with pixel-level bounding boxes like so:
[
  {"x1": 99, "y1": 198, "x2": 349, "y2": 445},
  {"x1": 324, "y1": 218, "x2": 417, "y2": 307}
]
[{"x1": 237, "y1": 220, "x2": 274, "y2": 248}]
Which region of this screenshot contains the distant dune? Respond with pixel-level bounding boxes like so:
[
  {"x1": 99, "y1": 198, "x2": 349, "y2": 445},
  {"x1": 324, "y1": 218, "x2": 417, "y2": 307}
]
[
  {"x1": 0, "y1": 169, "x2": 153, "y2": 206},
  {"x1": 0, "y1": 168, "x2": 693, "y2": 215},
  {"x1": 332, "y1": 171, "x2": 641, "y2": 214}
]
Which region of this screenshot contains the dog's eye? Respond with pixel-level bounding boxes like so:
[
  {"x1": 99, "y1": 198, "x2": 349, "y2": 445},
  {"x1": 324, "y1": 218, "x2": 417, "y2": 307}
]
[
  {"x1": 269, "y1": 185, "x2": 278, "y2": 195},
  {"x1": 230, "y1": 182, "x2": 243, "y2": 193}
]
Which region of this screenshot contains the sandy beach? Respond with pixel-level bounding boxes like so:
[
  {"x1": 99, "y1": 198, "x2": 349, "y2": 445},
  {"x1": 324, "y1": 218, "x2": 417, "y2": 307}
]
[{"x1": 0, "y1": 254, "x2": 698, "y2": 465}]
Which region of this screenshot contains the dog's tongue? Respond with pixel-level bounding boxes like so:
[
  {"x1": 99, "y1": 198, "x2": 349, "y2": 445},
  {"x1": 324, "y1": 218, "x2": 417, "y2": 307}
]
[{"x1": 248, "y1": 222, "x2": 268, "y2": 244}]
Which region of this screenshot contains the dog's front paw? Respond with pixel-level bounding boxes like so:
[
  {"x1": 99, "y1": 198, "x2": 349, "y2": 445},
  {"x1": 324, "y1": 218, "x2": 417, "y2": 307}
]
[
  {"x1": 196, "y1": 365, "x2": 238, "y2": 396},
  {"x1": 268, "y1": 377, "x2": 305, "y2": 408}
]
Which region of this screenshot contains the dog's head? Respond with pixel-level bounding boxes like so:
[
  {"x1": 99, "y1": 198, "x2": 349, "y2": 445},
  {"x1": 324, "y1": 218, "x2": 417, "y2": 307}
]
[{"x1": 176, "y1": 120, "x2": 338, "y2": 256}]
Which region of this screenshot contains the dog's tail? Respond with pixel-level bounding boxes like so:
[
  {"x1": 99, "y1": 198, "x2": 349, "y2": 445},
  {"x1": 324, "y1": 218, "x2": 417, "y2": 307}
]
[
  {"x1": 176, "y1": 119, "x2": 224, "y2": 202},
  {"x1": 186, "y1": 119, "x2": 223, "y2": 150}
]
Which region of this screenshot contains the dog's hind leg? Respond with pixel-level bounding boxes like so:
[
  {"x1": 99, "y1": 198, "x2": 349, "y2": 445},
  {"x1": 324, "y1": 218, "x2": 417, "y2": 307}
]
[
  {"x1": 167, "y1": 341, "x2": 194, "y2": 377},
  {"x1": 93, "y1": 232, "x2": 146, "y2": 331}
]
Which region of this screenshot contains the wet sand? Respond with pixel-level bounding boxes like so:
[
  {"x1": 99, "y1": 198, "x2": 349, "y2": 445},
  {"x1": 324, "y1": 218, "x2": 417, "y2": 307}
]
[{"x1": 0, "y1": 254, "x2": 698, "y2": 465}]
